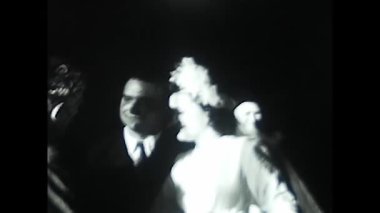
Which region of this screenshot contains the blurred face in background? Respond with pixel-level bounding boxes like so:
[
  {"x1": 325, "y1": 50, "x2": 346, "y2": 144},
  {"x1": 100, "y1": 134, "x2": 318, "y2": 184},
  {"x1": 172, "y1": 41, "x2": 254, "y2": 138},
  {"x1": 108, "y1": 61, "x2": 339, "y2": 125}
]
[
  {"x1": 120, "y1": 78, "x2": 167, "y2": 137},
  {"x1": 234, "y1": 101, "x2": 262, "y2": 137}
]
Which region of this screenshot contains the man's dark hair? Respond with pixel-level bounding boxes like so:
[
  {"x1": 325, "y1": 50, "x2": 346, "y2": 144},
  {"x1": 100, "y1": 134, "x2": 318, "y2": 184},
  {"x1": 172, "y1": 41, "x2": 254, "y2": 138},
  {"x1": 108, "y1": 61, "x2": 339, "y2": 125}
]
[
  {"x1": 124, "y1": 58, "x2": 174, "y2": 102},
  {"x1": 124, "y1": 54, "x2": 175, "y2": 87}
]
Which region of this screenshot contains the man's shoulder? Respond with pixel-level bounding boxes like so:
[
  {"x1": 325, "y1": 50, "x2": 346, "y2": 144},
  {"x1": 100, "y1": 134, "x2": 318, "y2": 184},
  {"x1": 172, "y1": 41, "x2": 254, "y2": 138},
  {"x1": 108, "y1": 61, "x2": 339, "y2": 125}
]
[{"x1": 85, "y1": 128, "x2": 127, "y2": 168}]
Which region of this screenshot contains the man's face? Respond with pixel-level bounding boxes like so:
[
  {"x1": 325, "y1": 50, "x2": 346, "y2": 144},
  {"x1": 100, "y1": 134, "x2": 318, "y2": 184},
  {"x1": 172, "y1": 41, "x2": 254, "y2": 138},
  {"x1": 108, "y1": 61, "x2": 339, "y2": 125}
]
[
  {"x1": 234, "y1": 102, "x2": 262, "y2": 137},
  {"x1": 120, "y1": 78, "x2": 167, "y2": 136}
]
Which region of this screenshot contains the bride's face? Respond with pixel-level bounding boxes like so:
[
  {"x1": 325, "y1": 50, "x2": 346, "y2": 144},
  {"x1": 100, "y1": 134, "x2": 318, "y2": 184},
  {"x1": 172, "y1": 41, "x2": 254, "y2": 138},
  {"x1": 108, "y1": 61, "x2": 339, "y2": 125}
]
[{"x1": 169, "y1": 92, "x2": 209, "y2": 142}]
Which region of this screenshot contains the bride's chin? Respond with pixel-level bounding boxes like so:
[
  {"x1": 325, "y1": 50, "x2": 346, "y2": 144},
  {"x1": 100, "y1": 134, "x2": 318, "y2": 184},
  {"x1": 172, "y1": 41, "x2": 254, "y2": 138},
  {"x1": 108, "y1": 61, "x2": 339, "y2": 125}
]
[{"x1": 177, "y1": 129, "x2": 194, "y2": 142}]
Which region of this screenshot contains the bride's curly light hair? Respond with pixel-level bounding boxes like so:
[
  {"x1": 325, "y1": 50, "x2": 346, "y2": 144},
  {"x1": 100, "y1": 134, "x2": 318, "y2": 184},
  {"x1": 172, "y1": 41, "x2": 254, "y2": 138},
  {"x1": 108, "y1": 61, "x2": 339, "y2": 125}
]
[
  {"x1": 169, "y1": 57, "x2": 238, "y2": 135},
  {"x1": 169, "y1": 57, "x2": 228, "y2": 108}
]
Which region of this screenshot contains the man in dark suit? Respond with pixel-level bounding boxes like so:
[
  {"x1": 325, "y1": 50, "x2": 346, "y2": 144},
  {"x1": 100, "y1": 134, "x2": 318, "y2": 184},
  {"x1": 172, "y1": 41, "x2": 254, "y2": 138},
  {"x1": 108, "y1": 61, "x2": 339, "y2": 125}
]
[{"x1": 77, "y1": 70, "x2": 193, "y2": 213}]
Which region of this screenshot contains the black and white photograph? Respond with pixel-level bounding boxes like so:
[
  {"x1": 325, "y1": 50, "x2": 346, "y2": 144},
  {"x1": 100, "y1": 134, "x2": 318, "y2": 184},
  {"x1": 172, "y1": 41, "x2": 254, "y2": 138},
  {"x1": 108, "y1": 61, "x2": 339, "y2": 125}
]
[{"x1": 48, "y1": 0, "x2": 331, "y2": 212}]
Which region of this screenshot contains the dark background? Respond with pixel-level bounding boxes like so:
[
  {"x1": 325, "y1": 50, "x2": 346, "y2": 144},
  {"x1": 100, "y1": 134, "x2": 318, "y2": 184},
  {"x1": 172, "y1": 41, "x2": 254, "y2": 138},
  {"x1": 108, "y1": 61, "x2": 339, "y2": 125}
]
[{"x1": 48, "y1": 0, "x2": 331, "y2": 211}]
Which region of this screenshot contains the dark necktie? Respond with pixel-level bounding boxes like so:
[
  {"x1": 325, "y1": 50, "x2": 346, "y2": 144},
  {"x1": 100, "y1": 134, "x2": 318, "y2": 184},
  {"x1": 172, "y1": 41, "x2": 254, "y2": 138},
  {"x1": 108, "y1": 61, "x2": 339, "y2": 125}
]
[{"x1": 136, "y1": 142, "x2": 147, "y2": 162}]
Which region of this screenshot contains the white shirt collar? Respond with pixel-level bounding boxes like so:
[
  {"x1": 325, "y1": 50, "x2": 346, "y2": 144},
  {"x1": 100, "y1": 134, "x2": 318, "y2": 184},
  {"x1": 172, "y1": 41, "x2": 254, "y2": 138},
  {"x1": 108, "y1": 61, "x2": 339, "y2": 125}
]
[{"x1": 123, "y1": 126, "x2": 160, "y2": 165}]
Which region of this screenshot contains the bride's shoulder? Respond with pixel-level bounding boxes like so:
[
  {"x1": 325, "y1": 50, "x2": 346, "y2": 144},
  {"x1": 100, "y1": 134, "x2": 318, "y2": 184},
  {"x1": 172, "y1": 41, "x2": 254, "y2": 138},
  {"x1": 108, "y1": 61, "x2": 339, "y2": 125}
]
[
  {"x1": 220, "y1": 135, "x2": 258, "y2": 145},
  {"x1": 217, "y1": 135, "x2": 259, "y2": 154}
]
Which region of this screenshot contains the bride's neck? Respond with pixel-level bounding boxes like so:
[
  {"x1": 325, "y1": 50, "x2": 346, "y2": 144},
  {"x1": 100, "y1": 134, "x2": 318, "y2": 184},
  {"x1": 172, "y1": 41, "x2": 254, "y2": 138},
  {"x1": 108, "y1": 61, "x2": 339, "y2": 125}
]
[{"x1": 196, "y1": 126, "x2": 221, "y2": 146}]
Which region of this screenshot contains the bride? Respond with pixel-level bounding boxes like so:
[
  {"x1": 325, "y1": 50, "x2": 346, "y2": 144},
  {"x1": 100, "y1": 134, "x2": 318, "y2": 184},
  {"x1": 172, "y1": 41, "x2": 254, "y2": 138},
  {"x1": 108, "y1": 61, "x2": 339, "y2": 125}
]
[{"x1": 152, "y1": 57, "x2": 298, "y2": 213}]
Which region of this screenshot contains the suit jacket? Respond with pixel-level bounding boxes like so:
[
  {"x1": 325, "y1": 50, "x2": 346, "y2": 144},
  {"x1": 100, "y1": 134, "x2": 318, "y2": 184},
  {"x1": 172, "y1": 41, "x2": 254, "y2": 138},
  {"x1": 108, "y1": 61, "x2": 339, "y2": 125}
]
[{"x1": 77, "y1": 126, "x2": 194, "y2": 213}]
